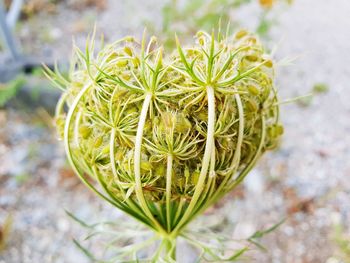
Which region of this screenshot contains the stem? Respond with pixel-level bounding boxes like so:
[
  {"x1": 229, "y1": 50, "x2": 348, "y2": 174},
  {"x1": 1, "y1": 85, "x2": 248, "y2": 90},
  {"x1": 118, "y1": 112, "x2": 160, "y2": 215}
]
[
  {"x1": 63, "y1": 83, "x2": 159, "y2": 230},
  {"x1": 173, "y1": 196, "x2": 185, "y2": 226},
  {"x1": 204, "y1": 92, "x2": 245, "y2": 208},
  {"x1": 55, "y1": 92, "x2": 68, "y2": 117},
  {"x1": 166, "y1": 154, "x2": 173, "y2": 232},
  {"x1": 64, "y1": 82, "x2": 119, "y2": 206},
  {"x1": 193, "y1": 146, "x2": 216, "y2": 211},
  {"x1": 273, "y1": 93, "x2": 313, "y2": 106},
  {"x1": 171, "y1": 85, "x2": 216, "y2": 237},
  {"x1": 134, "y1": 92, "x2": 166, "y2": 235},
  {"x1": 163, "y1": 237, "x2": 176, "y2": 260},
  {"x1": 206, "y1": 147, "x2": 217, "y2": 198},
  {"x1": 227, "y1": 116, "x2": 266, "y2": 190}
]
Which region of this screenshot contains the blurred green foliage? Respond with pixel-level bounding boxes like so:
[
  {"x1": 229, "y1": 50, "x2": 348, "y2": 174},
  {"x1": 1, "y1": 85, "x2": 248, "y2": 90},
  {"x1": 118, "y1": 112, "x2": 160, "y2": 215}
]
[
  {"x1": 294, "y1": 82, "x2": 329, "y2": 107},
  {"x1": 146, "y1": 0, "x2": 292, "y2": 50},
  {"x1": 333, "y1": 221, "x2": 350, "y2": 263},
  {"x1": 0, "y1": 75, "x2": 25, "y2": 107},
  {"x1": 313, "y1": 82, "x2": 329, "y2": 94}
]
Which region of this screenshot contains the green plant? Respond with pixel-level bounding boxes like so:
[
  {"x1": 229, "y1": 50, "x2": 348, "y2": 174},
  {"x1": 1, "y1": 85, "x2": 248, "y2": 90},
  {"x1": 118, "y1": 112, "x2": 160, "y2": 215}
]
[
  {"x1": 67, "y1": 209, "x2": 284, "y2": 262},
  {"x1": 313, "y1": 82, "x2": 329, "y2": 94},
  {"x1": 146, "y1": 0, "x2": 293, "y2": 50},
  {"x1": 47, "y1": 29, "x2": 283, "y2": 261},
  {"x1": 332, "y1": 219, "x2": 350, "y2": 263},
  {"x1": 0, "y1": 75, "x2": 25, "y2": 107}
]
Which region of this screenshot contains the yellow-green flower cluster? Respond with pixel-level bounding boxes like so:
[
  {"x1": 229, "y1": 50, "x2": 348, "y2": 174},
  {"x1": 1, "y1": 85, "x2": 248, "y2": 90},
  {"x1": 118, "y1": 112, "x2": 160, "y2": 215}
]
[{"x1": 52, "y1": 30, "x2": 282, "y2": 237}]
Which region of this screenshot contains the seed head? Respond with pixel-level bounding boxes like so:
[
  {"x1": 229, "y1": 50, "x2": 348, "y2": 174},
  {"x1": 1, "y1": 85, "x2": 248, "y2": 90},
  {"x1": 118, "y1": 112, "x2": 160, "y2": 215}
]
[{"x1": 51, "y1": 30, "x2": 283, "y2": 235}]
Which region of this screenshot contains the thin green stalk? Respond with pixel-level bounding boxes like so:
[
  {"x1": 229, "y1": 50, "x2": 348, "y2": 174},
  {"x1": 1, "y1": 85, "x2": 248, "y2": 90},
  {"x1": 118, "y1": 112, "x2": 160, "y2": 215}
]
[
  {"x1": 226, "y1": 116, "x2": 267, "y2": 190},
  {"x1": 173, "y1": 196, "x2": 185, "y2": 227},
  {"x1": 170, "y1": 85, "x2": 216, "y2": 237},
  {"x1": 55, "y1": 92, "x2": 68, "y2": 117},
  {"x1": 204, "y1": 92, "x2": 245, "y2": 207},
  {"x1": 63, "y1": 82, "x2": 118, "y2": 207},
  {"x1": 192, "y1": 146, "x2": 216, "y2": 213},
  {"x1": 134, "y1": 92, "x2": 167, "y2": 235},
  {"x1": 163, "y1": 237, "x2": 176, "y2": 260},
  {"x1": 166, "y1": 154, "x2": 173, "y2": 232}
]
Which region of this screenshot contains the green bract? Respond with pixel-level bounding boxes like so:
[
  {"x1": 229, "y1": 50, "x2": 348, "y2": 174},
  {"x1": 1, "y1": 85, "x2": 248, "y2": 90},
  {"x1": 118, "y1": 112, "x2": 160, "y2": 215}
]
[{"x1": 52, "y1": 29, "x2": 282, "y2": 253}]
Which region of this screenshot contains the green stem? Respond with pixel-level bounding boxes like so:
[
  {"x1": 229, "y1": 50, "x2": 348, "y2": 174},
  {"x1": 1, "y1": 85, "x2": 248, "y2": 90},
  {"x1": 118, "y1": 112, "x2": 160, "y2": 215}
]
[
  {"x1": 166, "y1": 154, "x2": 173, "y2": 232},
  {"x1": 64, "y1": 82, "x2": 118, "y2": 206},
  {"x1": 134, "y1": 92, "x2": 166, "y2": 235},
  {"x1": 163, "y1": 237, "x2": 176, "y2": 260},
  {"x1": 204, "y1": 92, "x2": 245, "y2": 207},
  {"x1": 170, "y1": 85, "x2": 216, "y2": 237},
  {"x1": 227, "y1": 116, "x2": 266, "y2": 190}
]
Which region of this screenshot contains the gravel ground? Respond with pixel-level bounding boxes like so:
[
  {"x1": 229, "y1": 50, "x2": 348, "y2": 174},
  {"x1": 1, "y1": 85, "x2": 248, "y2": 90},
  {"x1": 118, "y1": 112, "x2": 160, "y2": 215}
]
[{"x1": 1, "y1": 0, "x2": 350, "y2": 262}]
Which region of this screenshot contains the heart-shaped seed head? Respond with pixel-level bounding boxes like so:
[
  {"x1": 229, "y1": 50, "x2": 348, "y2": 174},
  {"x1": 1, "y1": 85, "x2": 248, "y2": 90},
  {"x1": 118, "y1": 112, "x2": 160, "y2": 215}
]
[{"x1": 51, "y1": 30, "x2": 283, "y2": 235}]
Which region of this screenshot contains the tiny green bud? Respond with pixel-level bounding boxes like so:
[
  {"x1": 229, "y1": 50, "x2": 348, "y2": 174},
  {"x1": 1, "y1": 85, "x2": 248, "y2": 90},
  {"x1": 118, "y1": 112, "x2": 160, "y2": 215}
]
[
  {"x1": 121, "y1": 73, "x2": 131, "y2": 81},
  {"x1": 116, "y1": 59, "x2": 128, "y2": 67},
  {"x1": 124, "y1": 36, "x2": 135, "y2": 42},
  {"x1": 313, "y1": 83, "x2": 329, "y2": 93},
  {"x1": 248, "y1": 85, "x2": 260, "y2": 95},
  {"x1": 132, "y1": 57, "x2": 140, "y2": 67},
  {"x1": 235, "y1": 30, "x2": 248, "y2": 39},
  {"x1": 124, "y1": 46, "x2": 133, "y2": 56},
  {"x1": 115, "y1": 149, "x2": 124, "y2": 161},
  {"x1": 175, "y1": 114, "x2": 191, "y2": 133},
  {"x1": 154, "y1": 165, "x2": 165, "y2": 177},
  {"x1": 141, "y1": 161, "x2": 153, "y2": 172},
  {"x1": 94, "y1": 136, "x2": 103, "y2": 148},
  {"x1": 264, "y1": 59, "x2": 273, "y2": 68},
  {"x1": 245, "y1": 55, "x2": 258, "y2": 62},
  {"x1": 246, "y1": 98, "x2": 259, "y2": 112},
  {"x1": 191, "y1": 170, "x2": 200, "y2": 185},
  {"x1": 79, "y1": 125, "x2": 92, "y2": 139},
  {"x1": 101, "y1": 146, "x2": 110, "y2": 154}
]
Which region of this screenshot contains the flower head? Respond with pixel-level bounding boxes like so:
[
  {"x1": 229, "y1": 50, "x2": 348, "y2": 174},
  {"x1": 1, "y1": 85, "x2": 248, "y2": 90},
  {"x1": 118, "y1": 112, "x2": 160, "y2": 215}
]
[{"x1": 51, "y1": 30, "x2": 283, "y2": 236}]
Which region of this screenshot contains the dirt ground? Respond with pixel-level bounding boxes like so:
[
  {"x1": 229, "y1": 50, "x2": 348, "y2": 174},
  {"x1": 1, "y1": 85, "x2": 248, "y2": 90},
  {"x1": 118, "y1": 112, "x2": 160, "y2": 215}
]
[{"x1": 1, "y1": 0, "x2": 350, "y2": 262}]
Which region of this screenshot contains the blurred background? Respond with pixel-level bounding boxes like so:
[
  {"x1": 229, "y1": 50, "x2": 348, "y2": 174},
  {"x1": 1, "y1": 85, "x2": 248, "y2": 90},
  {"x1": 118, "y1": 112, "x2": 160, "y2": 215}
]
[{"x1": 0, "y1": 0, "x2": 350, "y2": 262}]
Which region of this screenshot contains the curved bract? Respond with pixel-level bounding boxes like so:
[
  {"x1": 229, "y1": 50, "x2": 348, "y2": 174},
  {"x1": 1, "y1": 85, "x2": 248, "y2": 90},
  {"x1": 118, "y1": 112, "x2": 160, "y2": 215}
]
[{"x1": 52, "y1": 30, "x2": 283, "y2": 238}]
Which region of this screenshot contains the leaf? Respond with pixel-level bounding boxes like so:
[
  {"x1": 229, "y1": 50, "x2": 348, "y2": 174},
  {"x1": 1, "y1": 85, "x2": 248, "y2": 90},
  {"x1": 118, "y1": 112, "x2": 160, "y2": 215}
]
[
  {"x1": 183, "y1": 0, "x2": 205, "y2": 14},
  {"x1": 161, "y1": 2, "x2": 176, "y2": 32},
  {"x1": 65, "y1": 209, "x2": 93, "y2": 229},
  {"x1": 249, "y1": 218, "x2": 285, "y2": 239},
  {"x1": 42, "y1": 63, "x2": 67, "y2": 91},
  {"x1": 0, "y1": 76, "x2": 25, "y2": 107},
  {"x1": 175, "y1": 35, "x2": 205, "y2": 85},
  {"x1": 225, "y1": 247, "x2": 249, "y2": 261},
  {"x1": 248, "y1": 238, "x2": 267, "y2": 252},
  {"x1": 73, "y1": 238, "x2": 97, "y2": 261},
  {"x1": 125, "y1": 185, "x2": 135, "y2": 200},
  {"x1": 256, "y1": 16, "x2": 275, "y2": 37}
]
